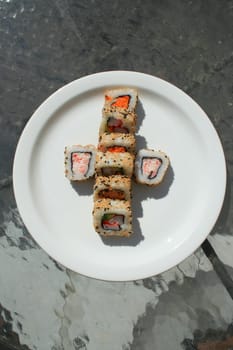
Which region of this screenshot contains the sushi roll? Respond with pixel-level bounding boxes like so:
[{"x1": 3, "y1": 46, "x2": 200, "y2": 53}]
[
  {"x1": 93, "y1": 199, "x2": 132, "y2": 237},
  {"x1": 99, "y1": 110, "x2": 136, "y2": 135},
  {"x1": 93, "y1": 175, "x2": 132, "y2": 201},
  {"x1": 95, "y1": 151, "x2": 134, "y2": 177},
  {"x1": 64, "y1": 145, "x2": 96, "y2": 181},
  {"x1": 103, "y1": 88, "x2": 138, "y2": 114},
  {"x1": 98, "y1": 133, "x2": 136, "y2": 154},
  {"x1": 134, "y1": 149, "x2": 170, "y2": 186}
]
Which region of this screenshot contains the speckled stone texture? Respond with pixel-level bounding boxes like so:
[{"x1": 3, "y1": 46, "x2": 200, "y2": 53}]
[{"x1": 0, "y1": 0, "x2": 233, "y2": 349}]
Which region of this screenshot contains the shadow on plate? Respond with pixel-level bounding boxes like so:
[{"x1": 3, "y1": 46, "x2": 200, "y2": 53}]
[
  {"x1": 71, "y1": 179, "x2": 94, "y2": 196},
  {"x1": 136, "y1": 99, "x2": 146, "y2": 132},
  {"x1": 135, "y1": 134, "x2": 148, "y2": 151}
]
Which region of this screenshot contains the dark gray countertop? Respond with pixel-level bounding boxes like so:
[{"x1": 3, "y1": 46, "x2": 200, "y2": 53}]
[{"x1": 0, "y1": 1, "x2": 233, "y2": 349}]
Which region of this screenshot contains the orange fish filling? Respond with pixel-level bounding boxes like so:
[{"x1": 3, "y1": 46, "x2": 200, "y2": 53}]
[
  {"x1": 105, "y1": 95, "x2": 130, "y2": 109},
  {"x1": 107, "y1": 146, "x2": 126, "y2": 153},
  {"x1": 112, "y1": 95, "x2": 130, "y2": 109}
]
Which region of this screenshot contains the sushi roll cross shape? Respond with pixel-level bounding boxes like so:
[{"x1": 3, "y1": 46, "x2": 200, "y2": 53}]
[{"x1": 64, "y1": 87, "x2": 170, "y2": 238}]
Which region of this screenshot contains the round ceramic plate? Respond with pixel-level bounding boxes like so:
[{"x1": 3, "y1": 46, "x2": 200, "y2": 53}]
[{"x1": 13, "y1": 71, "x2": 226, "y2": 281}]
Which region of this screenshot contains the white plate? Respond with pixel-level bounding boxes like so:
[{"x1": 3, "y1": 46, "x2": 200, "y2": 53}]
[{"x1": 13, "y1": 71, "x2": 226, "y2": 281}]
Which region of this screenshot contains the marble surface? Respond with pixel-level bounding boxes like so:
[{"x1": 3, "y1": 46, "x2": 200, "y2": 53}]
[{"x1": 0, "y1": 0, "x2": 233, "y2": 349}]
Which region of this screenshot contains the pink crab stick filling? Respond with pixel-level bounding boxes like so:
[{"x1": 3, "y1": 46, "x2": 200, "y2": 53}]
[
  {"x1": 72, "y1": 152, "x2": 91, "y2": 176},
  {"x1": 142, "y1": 158, "x2": 162, "y2": 179}
]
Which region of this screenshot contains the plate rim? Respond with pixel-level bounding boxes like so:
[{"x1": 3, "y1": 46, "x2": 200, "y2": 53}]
[{"x1": 13, "y1": 70, "x2": 226, "y2": 281}]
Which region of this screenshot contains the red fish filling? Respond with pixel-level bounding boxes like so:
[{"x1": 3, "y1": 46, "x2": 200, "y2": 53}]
[
  {"x1": 142, "y1": 157, "x2": 162, "y2": 179},
  {"x1": 106, "y1": 117, "x2": 129, "y2": 133},
  {"x1": 71, "y1": 152, "x2": 91, "y2": 176},
  {"x1": 98, "y1": 189, "x2": 125, "y2": 200},
  {"x1": 105, "y1": 95, "x2": 130, "y2": 109},
  {"x1": 102, "y1": 213, "x2": 124, "y2": 231},
  {"x1": 107, "y1": 146, "x2": 126, "y2": 153},
  {"x1": 101, "y1": 167, "x2": 124, "y2": 176}
]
